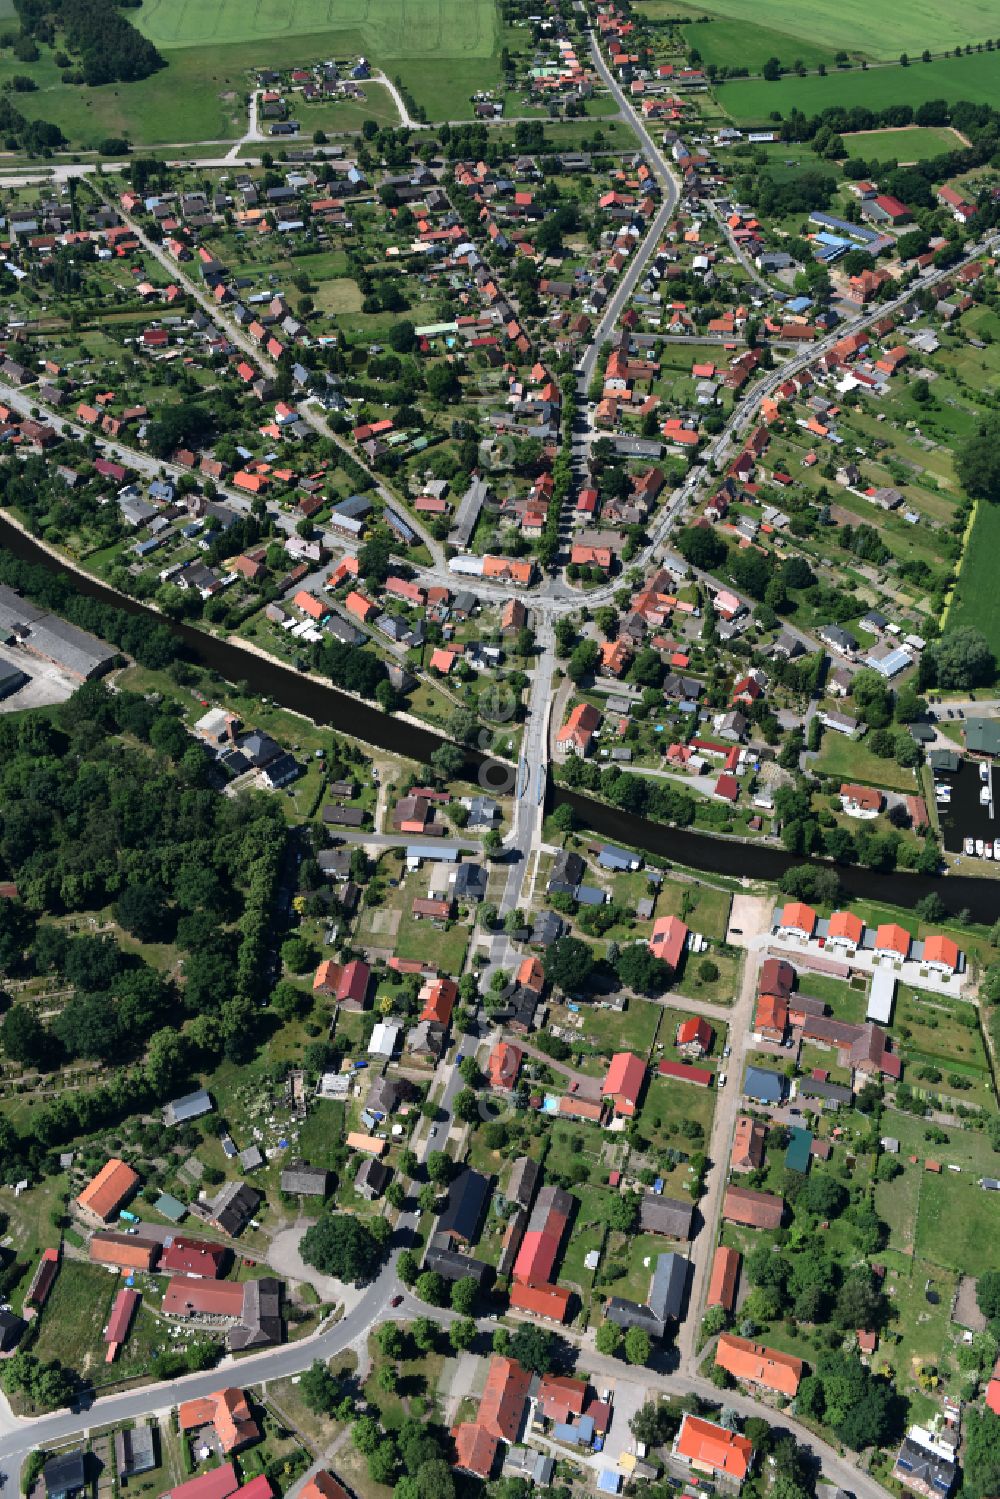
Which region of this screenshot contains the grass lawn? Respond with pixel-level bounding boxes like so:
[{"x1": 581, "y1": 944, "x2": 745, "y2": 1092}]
[
  {"x1": 914, "y1": 1169, "x2": 1000, "y2": 1275},
  {"x1": 875, "y1": 1158, "x2": 922, "y2": 1254},
  {"x1": 796, "y1": 972, "x2": 870, "y2": 1025},
  {"x1": 31, "y1": 1261, "x2": 160, "y2": 1389},
  {"x1": 695, "y1": 0, "x2": 1000, "y2": 61},
  {"x1": 895, "y1": 986, "x2": 993, "y2": 1112},
  {"x1": 655, "y1": 879, "x2": 733, "y2": 942},
  {"x1": 716, "y1": 49, "x2": 1000, "y2": 122},
  {"x1": 815, "y1": 730, "x2": 917, "y2": 793},
  {"x1": 839, "y1": 125, "x2": 969, "y2": 161},
  {"x1": 296, "y1": 1100, "x2": 347, "y2": 1170},
  {"x1": 562, "y1": 998, "x2": 662, "y2": 1072},
  {"x1": 595, "y1": 1231, "x2": 673, "y2": 1304},
  {"x1": 944, "y1": 499, "x2": 1000, "y2": 661},
  {"x1": 296, "y1": 86, "x2": 401, "y2": 132},
  {"x1": 2, "y1": 40, "x2": 246, "y2": 145}
]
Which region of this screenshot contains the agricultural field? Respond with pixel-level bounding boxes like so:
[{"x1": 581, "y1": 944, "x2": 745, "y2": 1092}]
[
  {"x1": 944, "y1": 500, "x2": 1000, "y2": 661},
  {"x1": 716, "y1": 49, "x2": 1000, "y2": 123},
  {"x1": 681, "y1": 16, "x2": 840, "y2": 73},
  {"x1": 684, "y1": 0, "x2": 1000, "y2": 61},
  {"x1": 840, "y1": 124, "x2": 970, "y2": 161}
]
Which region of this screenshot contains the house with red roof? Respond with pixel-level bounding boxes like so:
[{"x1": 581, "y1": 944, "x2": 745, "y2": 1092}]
[
  {"x1": 923, "y1": 934, "x2": 960, "y2": 974},
  {"x1": 452, "y1": 1356, "x2": 532, "y2": 1479},
  {"x1": 827, "y1": 911, "x2": 864, "y2": 950},
  {"x1": 708, "y1": 1246, "x2": 740, "y2": 1312},
  {"x1": 601, "y1": 1052, "x2": 646, "y2": 1117},
  {"x1": 776, "y1": 902, "x2": 816, "y2": 939},
  {"x1": 715, "y1": 1334, "x2": 803, "y2": 1397},
  {"x1": 488, "y1": 1041, "x2": 522, "y2": 1092},
  {"x1": 676, "y1": 1016, "x2": 712, "y2": 1056},
  {"x1": 873, "y1": 923, "x2": 911, "y2": 960},
  {"x1": 648, "y1": 915, "x2": 688, "y2": 972},
  {"x1": 556, "y1": 702, "x2": 601, "y2": 756},
  {"x1": 673, "y1": 1414, "x2": 753, "y2": 1485}
]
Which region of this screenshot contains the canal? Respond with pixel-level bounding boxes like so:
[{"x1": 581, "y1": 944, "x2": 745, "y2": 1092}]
[{"x1": 3, "y1": 515, "x2": 999, "y2": 924}]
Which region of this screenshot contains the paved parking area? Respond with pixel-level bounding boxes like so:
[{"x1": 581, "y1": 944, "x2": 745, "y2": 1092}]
[{"x1": 0, "y1": 644, "x2": 77, "y2": 711}]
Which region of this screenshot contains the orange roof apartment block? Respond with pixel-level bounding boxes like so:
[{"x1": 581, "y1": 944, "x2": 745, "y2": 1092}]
[
  {"x1": 715, "y1": 1334, "x2": 804, "y2": 1397},
  {"x1": 76, "y1": 1158, "x2": 140, "y2": 1225}
]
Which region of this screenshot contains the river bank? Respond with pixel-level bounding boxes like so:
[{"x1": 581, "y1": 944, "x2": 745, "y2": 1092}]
[{"x1": 3, "y1": 511, "x2": 1000, "y2": 921}]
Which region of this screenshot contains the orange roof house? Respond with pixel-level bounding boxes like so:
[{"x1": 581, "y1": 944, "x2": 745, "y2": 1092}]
[
  {"x1": 488, "y1": 1041, "x2": 523, "y2": 1092},
  {"x1": 648, "y1": 915, "x2": 688, "y2": 971},
  {"x1": 179, "y1": 1389, "x2": 260, "y2": 1454},
  {"x1": 676, "y1": 1016, "x2": 712, "y2": 1055},
  {"x1": 89, "y1": 1232, "x2": 158, "y2": 1273},
  {"x1": 292, "y1": 590, "x2": 325, "y2": 621},
  {"x1": 755, "y1": 991, "x2": 788, "y2": 1041},
  {"x1": 731, "y1": 1116, "x2": 766, "y2": 1174},
  {"x1": 923, "y1": 933, "x2": 959, "y2": 972},
  {"x1": 777, "y1": 901, "x2": 816, "y2": 938},
  {"x1": 76, "y1": 1159, "x2": 140, "y2": 1225},
  {"x1": 828, "y1": 910, "x2": 864, "y2": 947},
  {"x1": 874, "y1": 922, "x2": 911, "y2": 959},
  {"x1": 601, "y1": 1052, "x2": 646, "y2": 1116},
  {"x1": 313, "y1": 959, "x2": 340, "y2": 995},
  {"x1": 707, "y1": 1246, "x2": 740, "y2": 1311},
  {"x1": 452, "y1": 1357, "x2": 533, "y2": 1479},
  {"x1": 517, "y1": 956, "x2": 545, "y2": 995},
  {"x1": 345, "y1": 590, "x2": 377, "y2": 623},
  {"x1": 508, "y1": 1281, "x2": 572, "y2": 1322},
  {"x1": 715, "y1": 1334, "x2": 803, "y2": 1397},
  {"x1": 453, "y1": 1423, "x2": 500, "y2": 1480},
  {"x1": 556, "y1": 702, "x2": 601, "y2": 756},
  {"x1": 723, "y1": 1184, "x2": 783, "y2": 1230},
  {"x1": 674, "y1": 1414, "x2": 753, "y2": 1482},
  {"x1": 419, "y1": 976, "x2": 457, "y2": 1026}
]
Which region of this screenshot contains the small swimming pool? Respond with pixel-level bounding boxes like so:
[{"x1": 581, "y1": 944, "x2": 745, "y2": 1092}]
[{"x1": 542, "y1": 1094, "x2": 560, "y2": 1114}]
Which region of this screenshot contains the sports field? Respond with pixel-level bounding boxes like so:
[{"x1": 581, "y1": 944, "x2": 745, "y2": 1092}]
[
  {"x1": 684, "y1": 0, "x2": 1000, "y2": 61},
  {"x1": 135, "y1": 0, "x2": 499, "y2": 57},
  {"x1": 717, "y1": 49, "x2": 1000, "y2": 123},
  {"x1": 840, "y1": 125, "x2": 969, "y2": 162},
  {"x1": 945, "y1": 500, "x2": 1000, "y2": 661}
]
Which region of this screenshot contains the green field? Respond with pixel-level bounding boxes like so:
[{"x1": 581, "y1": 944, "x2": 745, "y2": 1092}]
[
  {"x1": 915, "y1": 1170, "x2": 1000, "y2": 1275},
  {"x1": 944, "y1": 500, "x2": 1000, "y2": 660},
  {"x1": 686, "y1": 0, "x2": 1000, "y2": 60},
  {"x1": 840, "y1": 124, "x2": 968, "y2": 161},
  {"x1": 682, "y1": 17, "x2": 839, "y2": 72},
  {"x1": 717, "y1": 49, "x2": 1000, "y2": 123},
  {"x1": 135, "y1": 0, "x2": 498, "y2": 55}
]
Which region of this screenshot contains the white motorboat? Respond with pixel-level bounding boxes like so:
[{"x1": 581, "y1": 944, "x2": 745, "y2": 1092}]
[
  {"x1": 964, "y1": 837, "x2": 975, "y2": 855},
  {"x1": 975, "y1": 839, "x2": 985, "y2": 856}
]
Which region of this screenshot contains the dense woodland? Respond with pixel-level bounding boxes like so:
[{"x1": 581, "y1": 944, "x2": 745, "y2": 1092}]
[
  {"x1": 0, "y1": 683, "x2": 287, "y2": 1175},
  {"x1": 13, "y1": 0, "x2": 163, "y2": 85}
]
